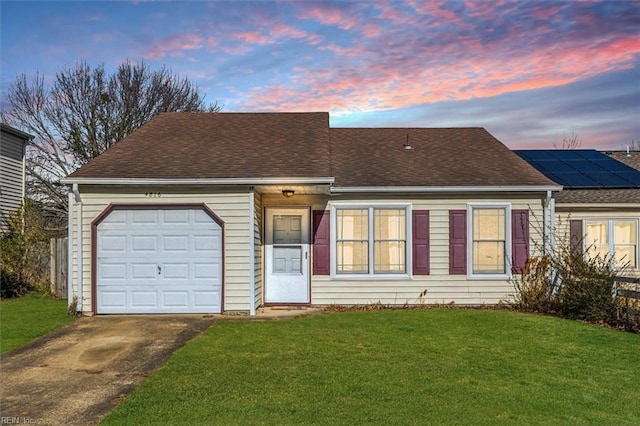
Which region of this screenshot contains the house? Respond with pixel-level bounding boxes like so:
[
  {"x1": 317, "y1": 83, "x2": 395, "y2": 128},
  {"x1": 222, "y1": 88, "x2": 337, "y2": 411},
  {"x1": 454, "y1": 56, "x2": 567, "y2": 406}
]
[
  {"x1": 0, "y1": 123, "x2": 33, "y2": 232},
  {"x1": 61, "y1": 112, "x2": 559, "y2": 315},
  {"x1": 515, "y1": 149, "x2": 640, "y2": 277},
  {"x1": 606, "y1": 149, "x2": 640, "y2": 171}
]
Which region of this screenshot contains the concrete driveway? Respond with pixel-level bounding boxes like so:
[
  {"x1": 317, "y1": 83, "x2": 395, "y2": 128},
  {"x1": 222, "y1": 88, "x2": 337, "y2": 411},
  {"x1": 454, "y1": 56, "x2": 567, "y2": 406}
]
[{"x1": 0, "y1": 315, "x2": 215, "y2": 425}]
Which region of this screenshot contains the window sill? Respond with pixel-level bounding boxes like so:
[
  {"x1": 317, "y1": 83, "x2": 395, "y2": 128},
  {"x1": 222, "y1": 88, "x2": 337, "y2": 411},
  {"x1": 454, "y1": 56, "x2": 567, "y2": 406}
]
[
  {"x1": 467, "y1": 273, "x2": 512, "y2": 280},
  {"x1": 330, "y1": 274, "x2": 411, "y2": 281}
]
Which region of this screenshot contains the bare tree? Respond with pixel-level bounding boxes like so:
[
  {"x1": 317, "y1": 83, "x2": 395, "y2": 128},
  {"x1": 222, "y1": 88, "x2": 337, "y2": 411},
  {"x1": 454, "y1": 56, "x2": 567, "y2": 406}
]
[
  {"x1": 553, "y1": 131, "x2": 582, "y2": 149},
  {"x1": 2, "y1": 60, "x2": 220, "y2": 225}
]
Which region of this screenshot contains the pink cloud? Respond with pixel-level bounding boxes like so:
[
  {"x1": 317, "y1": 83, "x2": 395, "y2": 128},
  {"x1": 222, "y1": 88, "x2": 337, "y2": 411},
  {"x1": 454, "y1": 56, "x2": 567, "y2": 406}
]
[
  {"x1": 237, "y1": 29, "x2": 639, "y2": 115},
  {"x1": 144, "y1": 33, "x2": 204, "y2": 59},
  {"x1": 297, "y1": 4, "x2": 359, "y2": 30}
]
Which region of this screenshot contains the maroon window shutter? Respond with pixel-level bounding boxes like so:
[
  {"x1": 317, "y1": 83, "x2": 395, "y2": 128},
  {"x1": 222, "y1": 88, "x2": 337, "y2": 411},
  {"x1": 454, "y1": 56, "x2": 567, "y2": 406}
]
[
  {"x1": 412, "y1": 210, "x2": 430, "y2": 275},
  {"x1": 449, "y1": 210, "x2": 467, "y2": 274},
  {"x1": 570, "y1": 220, "x2": 583, "y2": 253},
  {"x1": 511, "y1": 210, "x2": 529, "y2": 274},
  {"x1": 313, "y1": 210, "x2": 330, "y2": 275}
]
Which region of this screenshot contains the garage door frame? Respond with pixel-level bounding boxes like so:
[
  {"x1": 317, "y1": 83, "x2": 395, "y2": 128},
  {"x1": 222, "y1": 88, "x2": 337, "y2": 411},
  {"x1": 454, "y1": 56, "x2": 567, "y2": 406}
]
[{"x1": 91, "y1": 203, "x2": 225, "y2": 314}]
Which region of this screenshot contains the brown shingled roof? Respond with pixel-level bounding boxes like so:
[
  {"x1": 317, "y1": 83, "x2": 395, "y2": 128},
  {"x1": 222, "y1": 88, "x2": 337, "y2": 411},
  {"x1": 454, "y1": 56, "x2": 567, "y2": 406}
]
[
  {"x1": 68, "y1": 112, "x2": 331, "y2": 179},
  {"x1": 330, "y1": 128, "x2": 556, "y2": 187},
  {"x1": 68, "y1": 112, "x2": 556, "y2": 188},
  {"x1": 555, "y1": 188, "x2": 640, "y2": 204}
]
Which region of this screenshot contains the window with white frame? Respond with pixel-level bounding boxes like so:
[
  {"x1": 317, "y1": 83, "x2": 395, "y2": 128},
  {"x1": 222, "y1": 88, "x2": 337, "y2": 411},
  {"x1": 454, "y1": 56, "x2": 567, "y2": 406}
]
[
  {"x1": 469, "y1": 204, "x2": 511, "y2": 277},
  {"x1": 585, "y1": 219, "x2": 638, "y2": 269},
  {"x1": 335, "y1": 206, "x2": 407, "y2": 275}
]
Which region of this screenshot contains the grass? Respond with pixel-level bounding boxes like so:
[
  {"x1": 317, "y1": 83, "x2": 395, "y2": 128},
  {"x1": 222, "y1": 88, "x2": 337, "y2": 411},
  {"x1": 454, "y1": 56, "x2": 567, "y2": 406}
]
[
  {"x1": 0, "y1": 292, "x2": 75, "y2": 355},
  {"x1": 101, "y1": 309, "x2": 640, "y2": 425}
]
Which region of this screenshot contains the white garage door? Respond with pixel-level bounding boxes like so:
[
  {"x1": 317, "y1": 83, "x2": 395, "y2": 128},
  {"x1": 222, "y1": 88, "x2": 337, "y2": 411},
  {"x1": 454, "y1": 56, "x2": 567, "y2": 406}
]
[{"x1": 96, "y1": 207, "x2": 222, "y2": 314}]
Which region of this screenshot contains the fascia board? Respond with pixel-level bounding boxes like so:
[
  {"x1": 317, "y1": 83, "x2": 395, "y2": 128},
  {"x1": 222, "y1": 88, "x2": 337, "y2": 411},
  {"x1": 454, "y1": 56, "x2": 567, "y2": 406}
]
[
  {"x1": 331, "y1": 185, "x2": 562, "y2": 193},
  {"x1": 60, "y1": 177, "x2": 336, "y2": 185}
]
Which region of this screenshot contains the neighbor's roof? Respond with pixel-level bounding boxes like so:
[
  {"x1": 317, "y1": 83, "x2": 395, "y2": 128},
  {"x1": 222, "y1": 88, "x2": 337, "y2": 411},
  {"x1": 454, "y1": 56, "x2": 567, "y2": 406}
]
[
  {"x1": 606, "y1": 151, "x2": 640, "y2": 172},
  {"x1": 1, "y1": 123, "x2": 34, "y2": 141},
  {"x1": 67, "y1": 112, "x2": 557, "y2": 188},
  {"x1": 554, "y1": 188, "x2": 640, "y2": 204},
  {"x1": 515, "y1": 149, "x2": 640, "y2": 189}
]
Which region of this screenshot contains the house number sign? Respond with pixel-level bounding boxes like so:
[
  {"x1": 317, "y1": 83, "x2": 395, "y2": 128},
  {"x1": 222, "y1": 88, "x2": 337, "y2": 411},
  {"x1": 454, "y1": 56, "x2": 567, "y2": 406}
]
[{"x1": 145, "y1": 192, "x2": 162, "y2": 198}]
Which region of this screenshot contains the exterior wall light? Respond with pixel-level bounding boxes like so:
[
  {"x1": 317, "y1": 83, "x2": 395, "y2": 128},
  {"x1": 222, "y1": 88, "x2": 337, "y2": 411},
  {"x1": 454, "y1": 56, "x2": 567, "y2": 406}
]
[{"x1": 282, "y1": 189, "x2": 295, "y2": 198}]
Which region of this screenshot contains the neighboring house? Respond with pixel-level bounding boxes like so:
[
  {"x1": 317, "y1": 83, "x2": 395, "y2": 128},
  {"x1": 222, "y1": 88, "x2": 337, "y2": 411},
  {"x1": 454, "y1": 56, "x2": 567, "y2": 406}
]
[
  {"x1": 0, "y1": 123, "x2": 33, "y2": 232},
  {"x1": 606, "y1": 149, "x2": 640, "y2": 171},
  {"x1": 515, "y1": 149, "x2": 640, "y2": 277},
  {"x1": 62, "y1": 112, "x2": 559, "y2": 315}
]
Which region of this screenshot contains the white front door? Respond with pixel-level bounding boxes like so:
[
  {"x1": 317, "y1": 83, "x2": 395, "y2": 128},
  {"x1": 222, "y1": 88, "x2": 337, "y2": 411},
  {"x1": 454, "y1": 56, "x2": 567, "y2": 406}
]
[{"x1": 265, "y1": 208, "x2": 310, "y2": 304}]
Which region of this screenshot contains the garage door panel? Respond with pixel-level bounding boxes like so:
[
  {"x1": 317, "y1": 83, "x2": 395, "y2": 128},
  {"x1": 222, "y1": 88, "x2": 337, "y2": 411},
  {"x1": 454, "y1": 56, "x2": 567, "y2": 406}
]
[
  {"x1": 132, "y1": 235, "x2": 158, "y2": 252},
  {"x1": 100, "y1": 291, "x2": 127, "y2": 308},
  {"x1": 163, "y1": 209, "x2": 189, "y2": 222},
  {"x1": 132, "y1": 210, "x2": 158, "y2": 224},
  {"x1": 163, "y1": 235, "x2": 189, "y2": 251},
  {"x1": 163, "y1": 291, "x2": 189, "y2": 307},
  {"x1": 100, "y1": 235, "x2": 127, "y2": 252},
  {"x1": 99, "y1": 263, "x2": 127, "y2": 281},
  {"x1": 97, "y1": 207, "x2": 222, "y2": 314},
  {"x1": 131, "y1": 263, "x2": 158, "y2": 280},
  {"x1": 132, "y1": 291, "x2": 158, "y2": 307},
  {"x1": 163, "y1": 263, "x2": 189, "y2": 279},
  {"x1": 193, "y1": 291, "x2": 220, "y2": 307}
]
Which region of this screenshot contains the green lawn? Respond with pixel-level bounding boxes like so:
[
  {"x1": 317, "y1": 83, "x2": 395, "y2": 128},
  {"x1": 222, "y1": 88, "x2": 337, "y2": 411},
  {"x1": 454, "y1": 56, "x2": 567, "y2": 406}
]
[
  {"x1": 102, "y1": 309, "x2": 639, "y2": 425},
  {"x1": 0, "y1": 293, "x2": 75, "y2": 354}
]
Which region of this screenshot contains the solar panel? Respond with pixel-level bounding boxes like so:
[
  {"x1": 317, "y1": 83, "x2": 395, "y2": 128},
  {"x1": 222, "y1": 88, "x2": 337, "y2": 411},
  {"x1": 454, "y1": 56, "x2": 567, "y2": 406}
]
[
  {"x1": 551, "y1": 172, "x2": 599, "y2": 188},
  {"x1": 587, "y1": 172, "x2": 629, "y2": 187},
  {"x1": 514, "y1": 149, "x2": 640, "y2": 189}
]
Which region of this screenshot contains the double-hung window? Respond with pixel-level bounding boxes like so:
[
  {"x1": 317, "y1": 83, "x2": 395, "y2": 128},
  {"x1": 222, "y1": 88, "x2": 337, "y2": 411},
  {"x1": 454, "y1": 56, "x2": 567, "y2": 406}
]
[
  {"x1": 334, "y1": 206, "x2": 408, "y2": 276},
  {"x1": 585, "y1": 219, "x2": 638, "y2": 269},
  {"x1": 468, "y1": 204, "x2": 511, "y2": 278}
]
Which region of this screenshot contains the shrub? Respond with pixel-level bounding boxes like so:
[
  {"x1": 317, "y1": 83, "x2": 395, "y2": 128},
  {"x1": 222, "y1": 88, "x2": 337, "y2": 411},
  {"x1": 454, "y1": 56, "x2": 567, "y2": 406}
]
[
  {"x1": 0, "y1": 200, "x2": 53, "y2": 298},
  {"x1": 511, "y1": 213, "x2": 637, "y2": 332},
  {"x1": 0, "y1": 269, "x2": 32, "y2": 298}
]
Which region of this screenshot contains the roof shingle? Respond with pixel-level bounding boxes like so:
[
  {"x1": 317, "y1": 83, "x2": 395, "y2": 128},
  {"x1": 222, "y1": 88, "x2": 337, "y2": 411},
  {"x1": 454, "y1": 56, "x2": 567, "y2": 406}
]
[{"x1": 68, "y1": 112, "x2": 556, "y2": 188}]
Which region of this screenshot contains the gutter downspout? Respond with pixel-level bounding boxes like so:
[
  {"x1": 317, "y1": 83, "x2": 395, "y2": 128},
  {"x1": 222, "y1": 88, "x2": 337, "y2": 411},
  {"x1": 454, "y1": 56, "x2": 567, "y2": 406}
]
[
  {"x1": 67, "y1": 192, "x2": 73, "y2": 307},
  {"x1": 72, "y1": 184, "x2": 83, "y2": 313},
  {"x1": 248, "y1": 189, "x2": 256, "y2": 316},
  {"x1": 543, "y1": 191, "x2": 551, "y2": 255},
  {"x1": 550, "y1": 195, "x2": 556, "y2": 255}
]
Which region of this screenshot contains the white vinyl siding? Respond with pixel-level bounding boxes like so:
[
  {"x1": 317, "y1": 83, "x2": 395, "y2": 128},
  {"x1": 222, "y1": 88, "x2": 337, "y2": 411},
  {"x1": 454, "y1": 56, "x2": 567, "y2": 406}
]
[
  {"x1": 313, "y1": 195, "x2": 544, "y2": 306},
  {"x1": 69, "y1": 187, "x2": 253, "y2": 313}
]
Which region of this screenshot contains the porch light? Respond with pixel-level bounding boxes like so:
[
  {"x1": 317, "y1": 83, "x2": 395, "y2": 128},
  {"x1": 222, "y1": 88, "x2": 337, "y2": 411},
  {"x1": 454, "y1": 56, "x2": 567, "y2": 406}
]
[{"x1": 282, "y1": 189, "x2": 295, "y2": 198}]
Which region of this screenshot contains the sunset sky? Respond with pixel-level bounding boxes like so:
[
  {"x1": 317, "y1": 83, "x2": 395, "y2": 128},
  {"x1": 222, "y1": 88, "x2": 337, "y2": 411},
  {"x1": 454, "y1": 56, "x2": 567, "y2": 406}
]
[{"x1": 1, "y1": 0, "x2": 638, "y2": 150}]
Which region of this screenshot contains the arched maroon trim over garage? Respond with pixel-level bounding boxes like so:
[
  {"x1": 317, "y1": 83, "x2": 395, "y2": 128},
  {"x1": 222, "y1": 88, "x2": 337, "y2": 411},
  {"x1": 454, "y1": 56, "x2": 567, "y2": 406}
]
[{"x1": 90, "y1": 203, "x2": 225, "y2": 314}]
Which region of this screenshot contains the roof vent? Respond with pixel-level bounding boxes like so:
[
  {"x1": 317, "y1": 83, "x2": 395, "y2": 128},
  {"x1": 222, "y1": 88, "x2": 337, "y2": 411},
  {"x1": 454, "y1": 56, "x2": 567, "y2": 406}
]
[{"x1": 403, "y1": 134, "x2": 413, "y2": 150}]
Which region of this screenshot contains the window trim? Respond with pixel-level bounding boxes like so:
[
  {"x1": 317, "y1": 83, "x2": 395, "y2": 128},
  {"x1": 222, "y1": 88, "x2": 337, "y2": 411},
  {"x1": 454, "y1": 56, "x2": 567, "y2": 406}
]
[
  {"x1": 466, "y1": 203, "x2": 512, "y2": 280},
  {"x1": 584, "y1": 218, "x2": 638, "y2": 270},
  {"x1": 331, "y1": 203, "x2": 412, "y2": 279}
]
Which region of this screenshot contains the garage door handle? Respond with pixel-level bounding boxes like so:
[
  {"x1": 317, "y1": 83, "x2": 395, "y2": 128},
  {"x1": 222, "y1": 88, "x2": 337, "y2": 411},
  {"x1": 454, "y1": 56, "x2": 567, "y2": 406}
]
[{"x1": 157, "y1": 265, "x2": 162, "y2": 275}]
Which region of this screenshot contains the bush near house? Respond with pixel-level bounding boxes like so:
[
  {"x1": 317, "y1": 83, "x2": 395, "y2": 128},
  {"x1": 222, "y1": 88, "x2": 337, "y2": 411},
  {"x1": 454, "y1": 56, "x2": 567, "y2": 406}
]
[
  {"x1": 511, "y1": 224, "x2": 639, "y2": 332},
  {"x1": 0, "y1": 200, "x2": 54, "y2": 299}
]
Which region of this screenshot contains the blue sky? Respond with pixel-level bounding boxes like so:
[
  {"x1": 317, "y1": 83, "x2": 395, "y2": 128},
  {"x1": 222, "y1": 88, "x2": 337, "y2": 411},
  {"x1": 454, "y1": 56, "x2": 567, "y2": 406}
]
[{"x1": 1, "y1": 0, "x2": 638, "y2": 149}]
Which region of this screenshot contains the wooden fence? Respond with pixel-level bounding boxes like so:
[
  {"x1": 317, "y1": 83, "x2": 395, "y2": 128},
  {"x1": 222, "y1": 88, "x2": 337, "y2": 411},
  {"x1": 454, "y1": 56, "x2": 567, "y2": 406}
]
[{"x1": 50, "y1": 237, "x2": 67, "y2": 299}]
